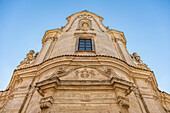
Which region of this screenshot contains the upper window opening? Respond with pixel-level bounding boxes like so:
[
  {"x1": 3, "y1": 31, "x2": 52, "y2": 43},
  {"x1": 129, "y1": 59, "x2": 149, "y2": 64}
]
[{"x1": 78, "y1": 39, "x2": 92, "y2": 51}]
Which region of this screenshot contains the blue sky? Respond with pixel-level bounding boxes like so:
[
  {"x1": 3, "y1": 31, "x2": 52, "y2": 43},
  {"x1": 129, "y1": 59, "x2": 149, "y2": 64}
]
[{"x1": 0, "y1": 0, "x2": 170, "y2": 93}]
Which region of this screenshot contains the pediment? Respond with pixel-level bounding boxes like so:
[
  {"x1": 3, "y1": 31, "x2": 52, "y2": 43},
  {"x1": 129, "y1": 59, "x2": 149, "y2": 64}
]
[
  {"x1": 66, "y1": 10, "x2": 103, "y2": 22},
  {"x1": 58, "y1": 67, "x2": 111, "y2": 80},
  {"x1": 61, "y1": 11, "x2": 106, "y2": 32}
]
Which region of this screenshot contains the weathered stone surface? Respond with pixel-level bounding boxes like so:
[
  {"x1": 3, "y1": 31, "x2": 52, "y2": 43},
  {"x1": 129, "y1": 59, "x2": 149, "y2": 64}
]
[{"x1": 0, "y1": 11, "x2": 169, "y2": 113}]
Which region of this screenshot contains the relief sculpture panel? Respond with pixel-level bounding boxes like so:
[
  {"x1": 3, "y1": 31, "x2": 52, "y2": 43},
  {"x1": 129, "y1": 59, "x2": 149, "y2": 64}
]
[{"x1": 59, "y1": 67, "x2": 110, "y2": 80}]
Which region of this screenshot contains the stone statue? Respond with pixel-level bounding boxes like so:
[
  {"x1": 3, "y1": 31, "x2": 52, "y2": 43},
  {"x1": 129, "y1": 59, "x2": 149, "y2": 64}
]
[
  {"x1": 132, "y1": 52, "x2": 150, "y2": 70},
  {"x1": 18, "y1": 50, "x2": 38, "y2": 69}
]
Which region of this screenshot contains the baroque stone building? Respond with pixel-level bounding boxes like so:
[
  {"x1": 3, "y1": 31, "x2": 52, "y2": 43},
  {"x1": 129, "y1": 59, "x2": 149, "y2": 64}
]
[{"x1": 0, "y1": 11, "x2": 170, "y2": 113}]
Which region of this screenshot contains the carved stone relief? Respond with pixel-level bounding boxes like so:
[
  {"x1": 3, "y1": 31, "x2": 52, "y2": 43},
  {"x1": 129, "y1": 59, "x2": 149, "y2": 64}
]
[
  {"x1": 59, "y1": 67, "x2": 110, "y2": 80},
  {"x1": 48, "y1": 67, "x2": 67, "y2": 79},
  {"x1": 104, "y1": 68, "x2": 113, "y2": 76},
  {"x1": 75, "y1": 14, "x2": 94, "y2": 31},
  {"x1": 57, "y1": 67, "x2": 66, "y2": 75},
  {"x1": 75, "y1": 68, "x2": 95, "y2": 79},
  {"x1": 77, "y1": 18, "x2": 93, "y2": 31}
]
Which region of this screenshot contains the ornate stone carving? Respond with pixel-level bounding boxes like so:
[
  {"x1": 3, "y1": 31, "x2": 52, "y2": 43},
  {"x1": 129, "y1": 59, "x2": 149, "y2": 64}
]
[
  {"x1": 108, "y1": 29, "x2": 127, "y2": 44},
  {"x1": 57, "y1": 67, "x2": 66, "y2": 75},
  {"x1": 59, "y1": 67, "x2": 110, "y2": 80},
  {"x1": 17, "y1": 50, "x2": 39, "y2": 69},
  {"x1": 104, "y1": 68, "x2": 112, "y2": 76},
  {"x1": 42, "y1": 28, "x2": 60, "y2": 44},
  {"x1": 77, "y1": 18, "x2": 93, "y2": 31},
  {"x1": 75, "y1": 68, "x2": 95, "y2": 79},
  {"x1": 40, "y1": 101, "x2": 51, "y2": 109},
  {"x1": 132, "y1": 52, "x2": 150, "y2": 71},
  {"x1": 36, "y1": 77, "x2": 60, "y2": 96},
  {"x1": 40, "y1": 96, "x2": 54, "y2": 109}
]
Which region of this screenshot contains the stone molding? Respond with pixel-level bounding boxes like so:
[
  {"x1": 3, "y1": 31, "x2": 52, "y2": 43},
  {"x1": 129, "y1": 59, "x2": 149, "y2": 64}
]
[
  {"x1": 15, "y1": 54, "x2": 152, "y2": 72},
  {"x1": 108, "y1": 29, "x2": 127, "y2": 45},
  {"x1": 42, "y1": 28, "x2": 61, "y2": 44},
  {"x1": 35, "y1": 76, "x2": 133, "y2": 112},
  {"x1": 36, "y1": 77, "x2": 60, "y2": 97},
  {"x1": 35, "y1": 76, "x2": 133, "y2": 93}
]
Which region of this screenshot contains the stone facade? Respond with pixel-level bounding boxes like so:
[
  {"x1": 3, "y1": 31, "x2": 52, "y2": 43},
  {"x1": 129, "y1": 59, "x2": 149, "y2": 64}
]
[{"x1": 0, "y1": 11, "x2": 170, "y2": 113}]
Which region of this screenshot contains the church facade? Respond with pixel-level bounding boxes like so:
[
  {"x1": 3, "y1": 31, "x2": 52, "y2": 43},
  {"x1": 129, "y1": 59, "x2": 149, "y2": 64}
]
[{"x1": 0, "y1": 11, "x2": 170, "y2": 113}]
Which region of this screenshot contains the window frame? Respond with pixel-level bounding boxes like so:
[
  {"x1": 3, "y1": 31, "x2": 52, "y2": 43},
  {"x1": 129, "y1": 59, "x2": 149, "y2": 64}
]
[
  {"x1": 78, "y1": 39, "x2": 92, "y2": 51},
  {"x1": 75, "y1": 36, "x2": 95, "y2": 52}
]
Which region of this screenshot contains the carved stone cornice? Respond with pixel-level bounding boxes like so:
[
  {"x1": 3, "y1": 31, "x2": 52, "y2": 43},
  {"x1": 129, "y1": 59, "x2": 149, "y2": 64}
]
[
  {"x1": 35, "y1": 76, "x2": 133, "y2": 92},
  {"x1": 35, "y1": 77, "x2": 60, "y2": 96},
  {"x1": 15, "y1": 54, "x2": 152, "y2": 78},
  {"x1": 74, "y1": 32, "x2": 96, "y2": 37},
  {"x1": 138, "y1": 87, "x2": 157, "y2": 99},
  {"x1": 110, "y1": 77, "x2": 133, "y2": 96}
]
